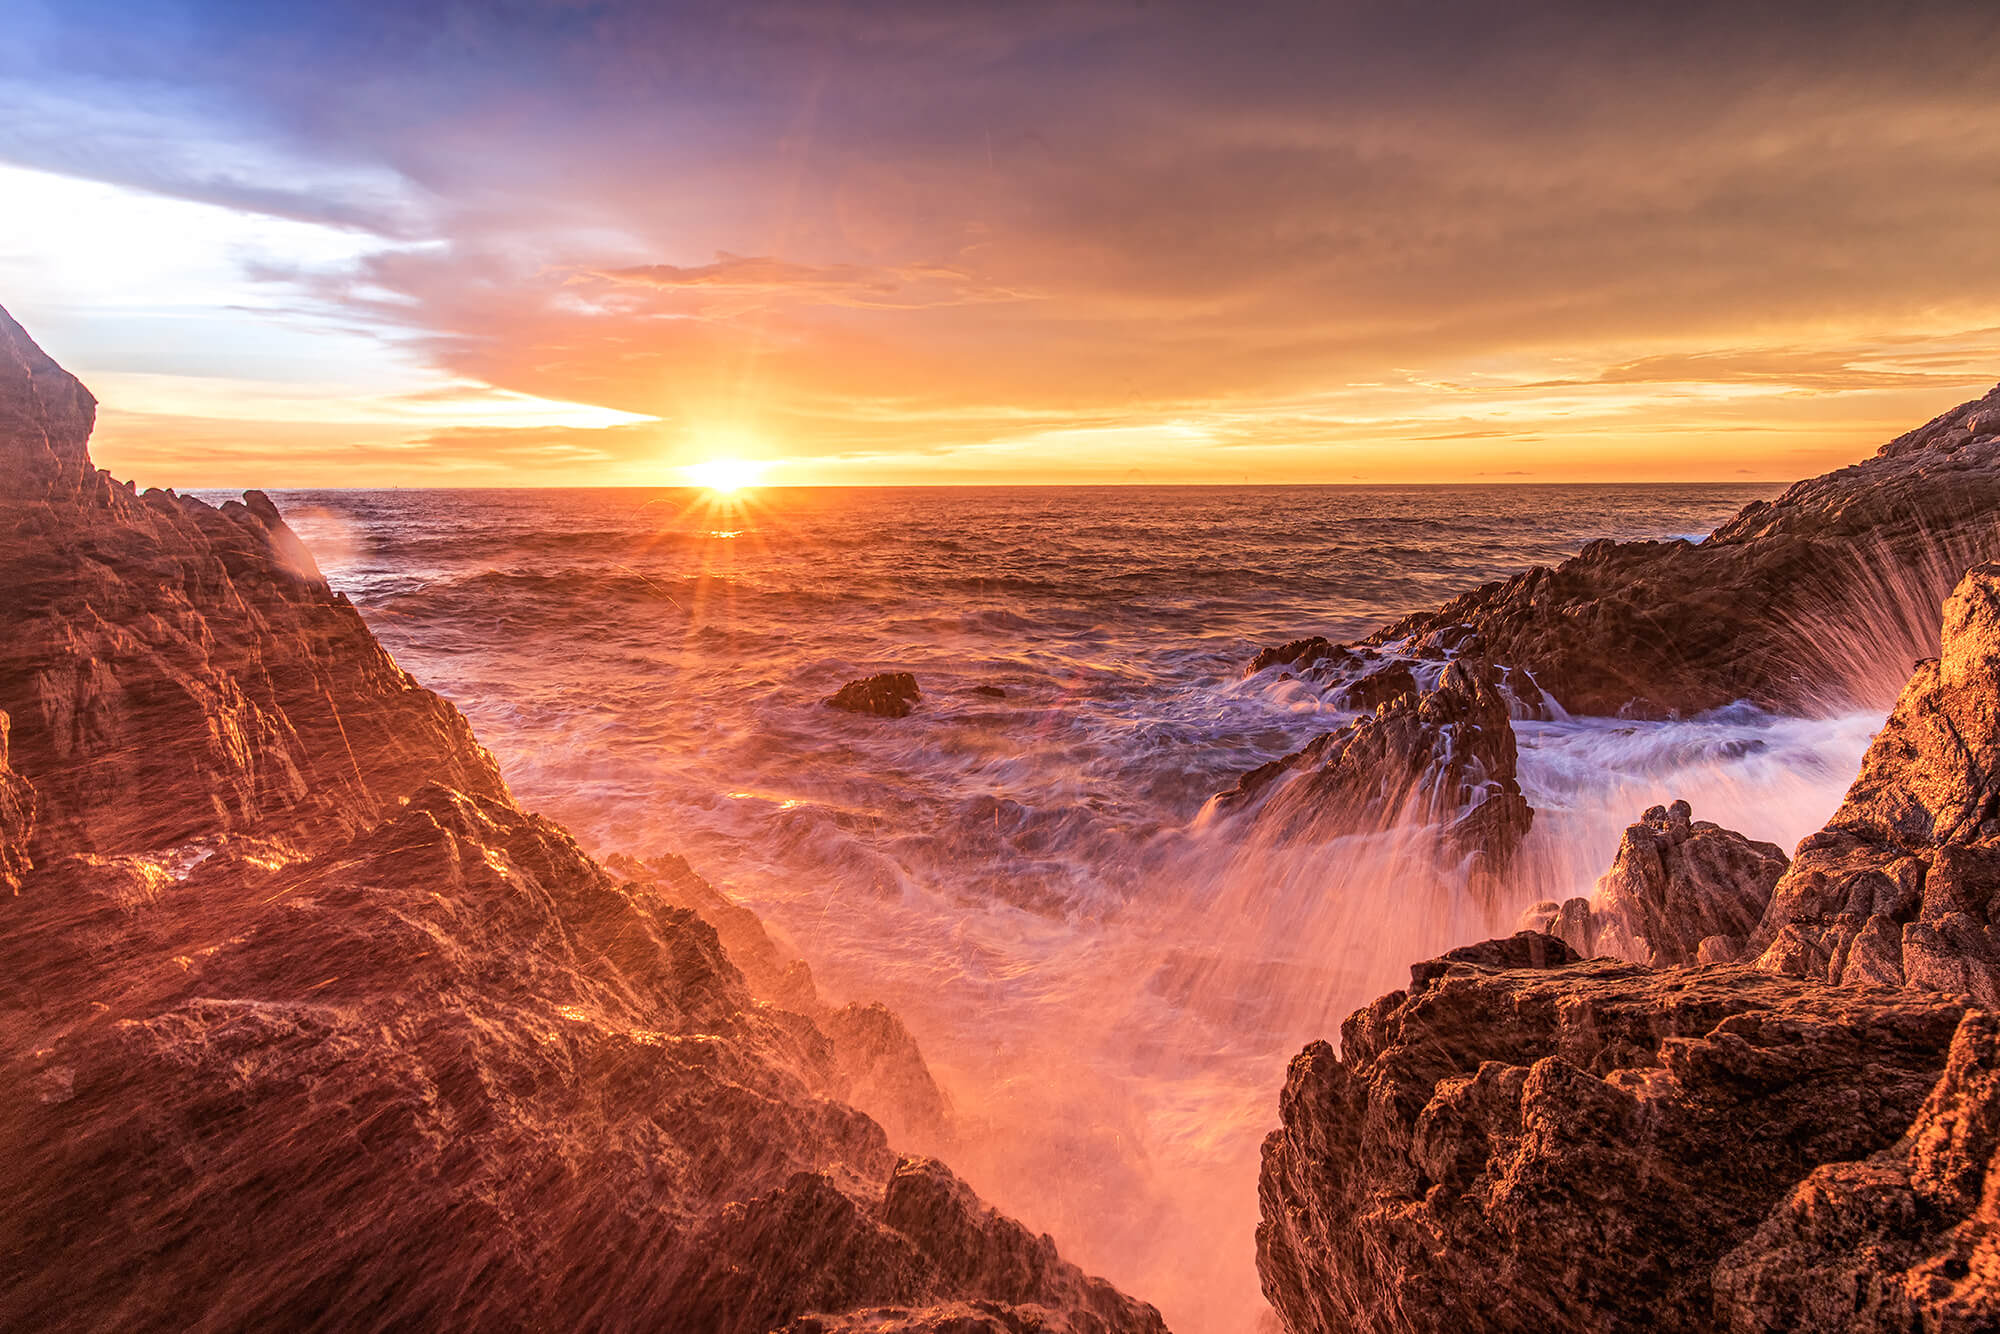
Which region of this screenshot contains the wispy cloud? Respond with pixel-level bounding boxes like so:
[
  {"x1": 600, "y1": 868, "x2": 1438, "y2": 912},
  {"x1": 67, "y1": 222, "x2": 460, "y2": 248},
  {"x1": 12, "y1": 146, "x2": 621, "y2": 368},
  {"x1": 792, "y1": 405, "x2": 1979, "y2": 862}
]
[{"x1": 4, "y1": 0, "x2": 1999, "y2": 482}]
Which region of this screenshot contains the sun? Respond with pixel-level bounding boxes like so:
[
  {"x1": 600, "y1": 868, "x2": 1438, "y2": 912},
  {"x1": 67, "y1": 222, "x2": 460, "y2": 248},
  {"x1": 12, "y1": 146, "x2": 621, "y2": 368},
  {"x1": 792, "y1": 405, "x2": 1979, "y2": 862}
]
[{"x1": 684, "y1": 457, "x2": 762, "y2": 494}]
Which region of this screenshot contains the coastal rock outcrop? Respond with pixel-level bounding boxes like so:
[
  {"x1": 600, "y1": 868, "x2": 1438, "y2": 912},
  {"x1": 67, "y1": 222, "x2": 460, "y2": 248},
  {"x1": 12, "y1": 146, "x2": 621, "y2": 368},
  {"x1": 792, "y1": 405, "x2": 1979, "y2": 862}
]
[
  {"x1": 0, "y1": 304, "x2": 97, "y2": 502},
  {"x1": 1528, "y1": 799, "x2": 1789, "y2": 966},
  {"x1": 0, "y1": 307, "x2": 1159, "y2": 1334},
  {"x1": 0, "y1": 309, "x2": 506, "y2": 867},
  {"x1": 1751, "y1": 563, "x2": 2000, "y2": 1002},
  {"x1": 1256, "y1": 934, "x2": 1972, "y2": 1334},
  {"x1": 1216, "y1": 658, "x2": 1532, "y2": 875},
  {"x1": 1714, "y1": 1009, "x2": 2000, "y2": 1332},
  {"x1": 828, "y1": 672, "x2": 923, "y2": 718},
  {"x1": 1249, "y1": 380, "x2": 2000, "y2": 718}
]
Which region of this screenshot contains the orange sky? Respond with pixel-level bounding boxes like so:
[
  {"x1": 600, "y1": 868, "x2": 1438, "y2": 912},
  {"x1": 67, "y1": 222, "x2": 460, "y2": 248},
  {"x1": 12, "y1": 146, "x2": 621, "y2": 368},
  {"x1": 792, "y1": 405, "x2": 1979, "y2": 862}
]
[{"x1": 4, "y1": 2, "x2": 1999, "y2": 487}]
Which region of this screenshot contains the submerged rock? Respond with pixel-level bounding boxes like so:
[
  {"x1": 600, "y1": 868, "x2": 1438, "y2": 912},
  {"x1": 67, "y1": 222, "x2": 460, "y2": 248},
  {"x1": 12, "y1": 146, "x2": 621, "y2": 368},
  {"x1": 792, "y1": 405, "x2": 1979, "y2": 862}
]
[
  {"x1": 0, "y1": 307, "x2": 1161, "y2": 1334},
  {"x1": 1256, "y1": 935, "x2": 1970, "y2": 1334},
  {"x1": 1535, "y1": 799, "x2": 1789, "y2": 966},
  {"x1": 829, "y1": 672, "x2": 924, "y2": 718},
  {"x1": 1216, "y1": 658, "x2": 1532, "y2": 876},
  {"x1": 1248, "y1": 380, "x2": 2000, "y2": 718},
  {"x1": 1751, "y1": 563, "x2": 2000, "y2": 1002}
]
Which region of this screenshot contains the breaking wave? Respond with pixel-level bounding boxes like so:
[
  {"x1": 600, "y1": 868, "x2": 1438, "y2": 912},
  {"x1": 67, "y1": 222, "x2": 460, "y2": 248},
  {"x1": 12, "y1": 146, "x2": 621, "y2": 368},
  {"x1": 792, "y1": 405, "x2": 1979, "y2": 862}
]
[{"x1": 248, "y1": 481, "x2": 1892, "y2": 1334}]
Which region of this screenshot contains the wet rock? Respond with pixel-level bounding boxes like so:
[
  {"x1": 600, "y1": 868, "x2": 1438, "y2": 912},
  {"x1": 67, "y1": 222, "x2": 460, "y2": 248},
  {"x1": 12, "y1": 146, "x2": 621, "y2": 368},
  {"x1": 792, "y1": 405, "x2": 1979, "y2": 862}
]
[
  {"x1": 781, "y1": 1301, "x2": 1081, "y2": 1333},
  {"x1": 1549, "y1": 799, "x2": 1789, "y2": 967},
  {"x1": 669, "y1": 1158, "x2": 1162, "y2": 1334},
  {"x1": 1256, "y1": 939, "x2": 1969, "y2": 1334},
  {"x1": 829, "y1": 673, "x2": 923, "y2": 718},
  {"x1": 1215, "y1": 658, "x2": 1533, "y2": 876},
  {"x1": 1246, "y1": 636, "x2": 1342, "y2": 677},
  {"x1": 1713, "y1": 1009, "x2": 2000, "y2": 1332},
  {"x1": 0, "y1": 711, "x2": 35, "y2": 893},
  {"x1": 1336, "y1": 661, "x2": 1416, "y2": 711},
  {"x1": 1247, "y1": 381, "x2": 2000, "y2": 717},
  {"x1": 0, "y1": 304, "x2": 97, "y2": 503},
  {"x1": 1751, "y1": 564, "x2": 2000, "y2": 1001},
  {"x1": 0, "y1": 310, "x2": 504, "y2": 866},
  {"x1": 825, "y1": 1002, "x2": 956, "y2": 1151}
]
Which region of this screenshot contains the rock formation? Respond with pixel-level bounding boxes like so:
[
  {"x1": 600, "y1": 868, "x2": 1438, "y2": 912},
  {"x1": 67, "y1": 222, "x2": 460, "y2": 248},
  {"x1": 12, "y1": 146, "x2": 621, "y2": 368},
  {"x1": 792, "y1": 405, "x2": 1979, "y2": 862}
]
[
  {"x1": 0, "y1": 311, "x2": 507, "y2": 869},
  {"x1": 1751, "y1": 563, "x2": 2000, "y2": 1003},
  {"x1": 1215, "y1": 658, "x2": 1532, "y2": 875},
  {"x1": 1256, "y1": 934, "x2": 1974, "y2": 1334},
  {"x1": 1249, "y1": 380, "x2": 2000, "y2": 718},
  {"x1": 1714, "y1": 1008, "x2": 2000, "y2": 1333},
  {"x1": 0, "y1": 307, "x2": 1161, "y2": 1334},
  {"x1": 605, "y1": 851, "x2": 954, "y2": 1150},
  {"x1": 1527, "y1": 799, "x2": 1789, "y2": 966},
  {"x1": 828, "y1": 672, "x2": 924, "y2": 718}
]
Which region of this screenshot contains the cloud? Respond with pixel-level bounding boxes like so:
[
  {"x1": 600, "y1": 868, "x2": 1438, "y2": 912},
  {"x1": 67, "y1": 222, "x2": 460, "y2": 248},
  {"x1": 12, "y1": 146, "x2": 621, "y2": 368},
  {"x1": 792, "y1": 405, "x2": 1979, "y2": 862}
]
[
  {"x1": 580, "y1": 253, "x2": 1037, "y2": 310},
  {"x1": 11, "y1": 0, "x2": 2000, "y2": 482}
]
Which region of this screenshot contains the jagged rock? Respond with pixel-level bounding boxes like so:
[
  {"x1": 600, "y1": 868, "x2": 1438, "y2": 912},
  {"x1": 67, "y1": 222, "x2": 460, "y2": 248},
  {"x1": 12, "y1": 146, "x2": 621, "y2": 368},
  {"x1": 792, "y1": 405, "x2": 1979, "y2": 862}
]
[
  {"x1": 1215, "y1": 658, "x2": 1532, "y2": 875},
  {"x1": 0, "y1": 309, "x2": 1160, "y2": 1334},
  {"x1": 667, "y1": 1157, "x2": 1159, "y2": 1334},
  {"x1": 1337, "y1": 662, "x2": 1417, "y2": 711},
  {"x1": 1544, "y1": 800, "x2": 1788, "y2": 966},
  {"x1": 0, "y1": 710, "x2": 35, "y2": 893},
  {"x1": 1248, "y1": 381, "x2": 2000, "y2": 717},
  {"x1": 0, "y1": 310, "x2": 505, "y2": 865},
  {"x1": 783, "y1": 1301, "x2": 1088, "y2": 1333},
  {"x1": 1245, "y1": 636, "x2": 1343, "y2": 677},
  {"x1": 608, "y1": 850, "x2": 826, "y2": 1013},
  {"x1": 1256, "y1": 935, "x2": 1970, "y2": 1334},
  {"x1": 1751, "y1": 564, "x2": 2000, "y2": 1002},
  {"x1": 606, "y1": 852, "x2": 954, "y2": 1149},
  {"x1": 1713, "y1": 1009, "x2": 2000, "y2": 1331},
  {"x1": 829, "y1": 673, "x2": 923, "y2": 718},
  {"x1": 824, "y1": 1002, "x2": 955, "y2": 1151},
  {"x1": 0, "y1": 305, "x2": 97, "y2": 503}
]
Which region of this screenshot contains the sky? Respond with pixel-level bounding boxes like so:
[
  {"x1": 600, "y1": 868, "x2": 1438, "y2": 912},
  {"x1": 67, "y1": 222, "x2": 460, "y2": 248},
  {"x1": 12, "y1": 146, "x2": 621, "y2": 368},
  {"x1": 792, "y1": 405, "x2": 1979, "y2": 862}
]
[{"x1": 3, "y1": 0, "x2": 2000, "y2": 487}]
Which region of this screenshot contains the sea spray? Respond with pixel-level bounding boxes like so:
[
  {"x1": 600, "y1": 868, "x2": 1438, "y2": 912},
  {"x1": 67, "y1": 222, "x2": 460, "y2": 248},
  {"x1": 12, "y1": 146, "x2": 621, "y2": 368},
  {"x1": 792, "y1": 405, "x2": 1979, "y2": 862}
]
[{"x1": 257, "y1": 481, "x2": 1839, "y2": 1333}]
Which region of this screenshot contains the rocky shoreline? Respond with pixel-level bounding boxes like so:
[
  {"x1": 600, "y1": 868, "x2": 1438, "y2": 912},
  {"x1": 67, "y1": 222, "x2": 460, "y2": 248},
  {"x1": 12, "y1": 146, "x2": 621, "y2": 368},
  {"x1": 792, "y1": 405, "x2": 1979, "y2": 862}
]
[
  {"x1": 6, "y1": 295, "x2": 2000, "y2": 1332},
  {"x1": 1247, "y1": 382, "x2": 2000, "y2": 1331},
  {"x1": 0, "y1": 307, "x2": 1163, "y2": 1334}
]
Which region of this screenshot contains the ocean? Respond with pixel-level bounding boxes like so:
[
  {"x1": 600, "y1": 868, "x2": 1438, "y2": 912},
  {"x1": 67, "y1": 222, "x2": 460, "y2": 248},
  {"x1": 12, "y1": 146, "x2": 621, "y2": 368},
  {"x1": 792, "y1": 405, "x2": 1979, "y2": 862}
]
[{"x1": 241, "y1": 483, "x2": 1883, "y2": 1333}]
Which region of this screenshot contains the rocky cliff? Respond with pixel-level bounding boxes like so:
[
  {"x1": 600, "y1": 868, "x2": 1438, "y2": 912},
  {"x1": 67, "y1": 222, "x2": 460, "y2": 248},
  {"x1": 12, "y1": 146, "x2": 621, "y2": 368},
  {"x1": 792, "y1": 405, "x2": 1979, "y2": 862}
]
[
  {"x1": 1750, "y1": 563, "x2": 2000, "y2": 1004},
  {"x1": 0, "y1": 307, "x2": 1162, "y2": 1334},
  {"x1": 1258, "y1": 525, "x2": 2000, "y2": 1331},
  {"x1": 1249, "y1": 381, "x2": 2000, "y2": 719},
  {"x1": 1256, "y1": 935, "x2": 1977, "y2": 1334}
]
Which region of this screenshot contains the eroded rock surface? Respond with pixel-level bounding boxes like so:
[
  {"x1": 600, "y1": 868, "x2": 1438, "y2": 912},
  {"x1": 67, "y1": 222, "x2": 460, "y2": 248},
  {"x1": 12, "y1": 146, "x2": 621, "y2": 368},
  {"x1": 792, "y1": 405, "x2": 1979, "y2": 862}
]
[
  {"x1": 1256, "y1": 934, "x2": 1969, "y2": 1334},
  {"x1": 1752, "y1": 564, "x2": 2000, "y2": 1002},
  {"x1": 0, "y1": 307, "x2": 1160, "y2": 1334},
  {"x1": 0, "y1": 316, "x2": 505, "y2": 867},
  {"x1": 1714, "y1": 1009, "x2": 2000, "y2": 1332},
  {"x1": 1216, "y1": 658, "x2": 1532, "y2": 875},
  {"x1": 1249, "y1": 381, "x2": 2000, "y2": 718},
  {"x1": 1529, "y1": 800, "x2": 1788, "y2": 966}
]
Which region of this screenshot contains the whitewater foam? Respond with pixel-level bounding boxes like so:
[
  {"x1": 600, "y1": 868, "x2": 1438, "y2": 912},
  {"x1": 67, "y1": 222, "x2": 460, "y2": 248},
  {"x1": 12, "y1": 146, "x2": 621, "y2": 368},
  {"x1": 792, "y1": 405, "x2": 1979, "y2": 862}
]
[{"x1": 230, "y1": 481, "x2": 1878, "y2": 1334}]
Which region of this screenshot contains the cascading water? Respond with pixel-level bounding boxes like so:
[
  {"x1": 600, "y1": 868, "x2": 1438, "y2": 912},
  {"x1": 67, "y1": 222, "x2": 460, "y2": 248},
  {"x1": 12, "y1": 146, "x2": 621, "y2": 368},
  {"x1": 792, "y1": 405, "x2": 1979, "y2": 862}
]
[{"x1": 250, "y1": 482, "x2": 1892, "y2": 1334}]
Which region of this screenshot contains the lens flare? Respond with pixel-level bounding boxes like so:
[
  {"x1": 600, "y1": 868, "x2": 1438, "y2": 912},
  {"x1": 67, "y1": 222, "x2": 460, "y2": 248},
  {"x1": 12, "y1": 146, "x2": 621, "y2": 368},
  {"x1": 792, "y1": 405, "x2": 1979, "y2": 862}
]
[{"x1": 685, "y1": 457, "x2": 761, "y2": 494}]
